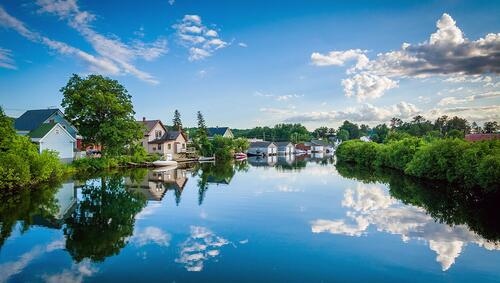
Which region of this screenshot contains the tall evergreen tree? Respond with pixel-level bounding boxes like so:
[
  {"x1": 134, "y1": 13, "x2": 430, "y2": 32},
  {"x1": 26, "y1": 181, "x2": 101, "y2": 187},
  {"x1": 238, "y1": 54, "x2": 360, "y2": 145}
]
[
  {"x1": 172, "y1": 110, "x2": 183, "y2": 131},
  {"x1": 197, "y1": 111, "x2": 207, "y2": 137}
]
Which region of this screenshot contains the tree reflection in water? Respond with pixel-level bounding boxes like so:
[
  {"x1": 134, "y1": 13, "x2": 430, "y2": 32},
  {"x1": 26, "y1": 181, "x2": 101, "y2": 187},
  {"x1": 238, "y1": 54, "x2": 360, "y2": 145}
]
[
  {"x1": 63, "y1": 175, "x2": 146, "y2": 262},
  {"x1": 335, "y1": 162, "x2": 500, "y2": 242},
  {"x1": 194, "y1": 161, "x2": 237, "y2": 205},
  {"x1": 0, "y1": 184, "x2": 59, "y2": 250}
]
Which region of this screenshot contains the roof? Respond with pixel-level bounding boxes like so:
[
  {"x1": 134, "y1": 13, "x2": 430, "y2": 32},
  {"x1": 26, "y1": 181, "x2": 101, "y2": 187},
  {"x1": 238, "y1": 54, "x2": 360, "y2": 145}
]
[
  {"x1": 207, "y1": 127, "x2": 229, "y2": 137},
  {"x1": 27, "y1": 123, "x2": 57, "y2": 138},
  {"x1": 148, "y1": 130, "x2": 187, "y2": 144},
  {"x1": 275, "y1": 141, "x2": 294, "y2": 147},
  {"x1": 249, "y1": 141, "x2": 275, "y2": 148},
  {"x1": 311, "y1": 140, "x2": 330, "y2": 146},
  {"x1": 138, "y1": 120, "x2": 165, "y2": 135},
  {"x1": 15, "y1": 109, "x2": 60, "y2": 131}
]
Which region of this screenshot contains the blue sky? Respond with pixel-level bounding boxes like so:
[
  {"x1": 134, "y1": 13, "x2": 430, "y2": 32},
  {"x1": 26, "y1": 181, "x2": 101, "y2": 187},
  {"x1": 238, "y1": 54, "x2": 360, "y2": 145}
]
[{"x1": 0, "y1": 0, "x2": 499, "y2": 129}]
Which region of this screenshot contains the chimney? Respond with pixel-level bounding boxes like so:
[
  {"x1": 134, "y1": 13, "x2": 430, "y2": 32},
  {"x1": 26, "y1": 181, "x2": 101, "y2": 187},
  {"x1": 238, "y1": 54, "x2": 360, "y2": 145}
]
[{"x1": 142, "y1": 117, "x2": 146, "y2": 122}]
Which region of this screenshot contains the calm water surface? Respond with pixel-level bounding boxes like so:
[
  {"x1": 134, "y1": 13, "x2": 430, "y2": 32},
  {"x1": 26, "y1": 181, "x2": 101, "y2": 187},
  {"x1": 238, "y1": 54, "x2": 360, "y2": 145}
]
[{"x1": 1, "y1": 155, "x2": 499, "y2": 282}]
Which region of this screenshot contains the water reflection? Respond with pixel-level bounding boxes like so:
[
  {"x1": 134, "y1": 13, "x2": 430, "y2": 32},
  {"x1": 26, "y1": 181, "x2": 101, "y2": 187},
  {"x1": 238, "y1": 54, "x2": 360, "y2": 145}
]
[
  {"x1": 64, "y1": 175, "x2": 147, "y2": 262},
  {"x1": 312, "y1": 162, "x2": 500, "y2": 271}
]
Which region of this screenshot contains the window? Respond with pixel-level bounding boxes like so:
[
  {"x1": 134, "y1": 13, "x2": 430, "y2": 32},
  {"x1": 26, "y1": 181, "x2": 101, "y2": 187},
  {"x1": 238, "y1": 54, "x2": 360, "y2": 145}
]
[
  {"x1": 168, "y1": 144, "x2": 171, "y2": 150},
  {"x1": 153, "y1": 147, "x2": 156, "y2": 150},
  {"x1": 155, "y1": 130, "x2": 162, "y2": 139},
  {"x1": 158, "y1": 144, "x2": 162, "y2": 150},
  {"x1": 182, "y1": 143, "x2": 186, "y2": 149}
]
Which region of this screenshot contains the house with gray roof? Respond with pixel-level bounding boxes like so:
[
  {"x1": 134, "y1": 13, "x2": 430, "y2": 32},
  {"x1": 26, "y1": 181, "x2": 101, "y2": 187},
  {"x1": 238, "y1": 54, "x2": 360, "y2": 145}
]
[
  {"x1": 247, "y1": 141, "x2": 277, "y2": 156},
  {"x1": 275, "y1": 141, "x2": 295, "y2": 155},
  {"x1": 138, "y1": 117, "x2": 188, "y2": 158},
  {"x1": 207, "y1": 127, "x2": 233, "y2": 139},
  {"x1": 15, "y1": 109, "x2": 79, "y2": 162}
]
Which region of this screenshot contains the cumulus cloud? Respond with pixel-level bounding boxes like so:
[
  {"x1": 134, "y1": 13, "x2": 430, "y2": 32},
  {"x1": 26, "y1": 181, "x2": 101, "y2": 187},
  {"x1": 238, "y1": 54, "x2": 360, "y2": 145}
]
[
  {"x1": 311, "y1": 183, "x2": 500, "y2": 271},
  {"x1": 0, "y1": 47, "x2": 16, "y2": 69},
  {"x1": 425, "y1": 105, "x2": 500, "y2": 122},
  {"x1": 173, "y1": 14, "x2": 227, "y2": 61},
  {"x1": 284, "y1": 101, "x2": 420, "y2": 123},
  {"x1": 312, "y1": 13, "x2": 500, "y2": 100},
  {"x1": 238, "y1": 42, "x2": 248, "y2": 48},
  {"x1": 43, "y1": 261, "x2": 98, "y2": 283}
]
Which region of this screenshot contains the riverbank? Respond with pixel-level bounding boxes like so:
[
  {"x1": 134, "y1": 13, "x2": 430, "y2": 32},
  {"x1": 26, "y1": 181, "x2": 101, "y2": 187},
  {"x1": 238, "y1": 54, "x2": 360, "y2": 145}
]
[{"x1": 336, "y1": 137, "x2": 500, "y2": 191}]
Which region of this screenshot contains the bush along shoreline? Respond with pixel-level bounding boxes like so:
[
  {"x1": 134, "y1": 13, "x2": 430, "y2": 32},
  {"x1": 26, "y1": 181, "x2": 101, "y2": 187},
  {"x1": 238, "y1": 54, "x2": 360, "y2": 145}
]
[{"x1": 335, "y1": 138, "x2": 500, "y2": 191}]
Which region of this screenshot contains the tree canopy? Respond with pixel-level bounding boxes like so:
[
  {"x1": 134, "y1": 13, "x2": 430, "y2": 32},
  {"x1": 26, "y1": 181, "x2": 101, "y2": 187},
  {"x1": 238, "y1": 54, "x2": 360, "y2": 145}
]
[{"x1": 60, "y1": 74, "x2": 142, "y2": 156}]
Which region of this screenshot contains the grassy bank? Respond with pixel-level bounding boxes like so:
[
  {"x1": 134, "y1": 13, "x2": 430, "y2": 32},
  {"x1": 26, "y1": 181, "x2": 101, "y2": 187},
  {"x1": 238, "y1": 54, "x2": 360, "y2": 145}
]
[
  {"x1": 336, "y1": 138, "x2": 500, "y2": 191},
  {"x1": 71, "y1": 153, "x2": 158, "y2": 173}
]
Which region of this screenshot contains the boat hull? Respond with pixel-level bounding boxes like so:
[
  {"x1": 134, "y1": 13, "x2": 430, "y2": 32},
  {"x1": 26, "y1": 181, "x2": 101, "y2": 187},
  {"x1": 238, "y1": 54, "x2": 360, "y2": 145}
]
[{"x1": 152, "y1": 160, "x2": 178, "y2": 167}]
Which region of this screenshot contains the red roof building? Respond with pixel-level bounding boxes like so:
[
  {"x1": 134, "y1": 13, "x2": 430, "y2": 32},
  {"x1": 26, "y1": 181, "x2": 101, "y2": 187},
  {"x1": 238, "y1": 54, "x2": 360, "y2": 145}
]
[{"x1": 464, "y1": 133, "x2": 500, "y2": 142}]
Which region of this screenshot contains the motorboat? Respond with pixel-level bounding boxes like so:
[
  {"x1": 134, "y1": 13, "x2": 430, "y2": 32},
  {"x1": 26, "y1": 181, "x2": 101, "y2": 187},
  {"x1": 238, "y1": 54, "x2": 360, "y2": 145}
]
[{"x1": 234, "y1": 153, "x2": 247, "y2": 160}]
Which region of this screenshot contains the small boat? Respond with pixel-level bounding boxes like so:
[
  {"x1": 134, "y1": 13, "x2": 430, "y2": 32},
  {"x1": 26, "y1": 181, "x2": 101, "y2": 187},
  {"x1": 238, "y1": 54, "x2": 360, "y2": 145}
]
[
  {"x1": 294, "y1": 149, "x2": 307, "y2": 155},
  {"x1": 234, "y1": 153, "x2": 247, "y2": 160},
  {"x1": 198, "y1": 156, "x2": 215, "y2": 162},
  {"x1": 152, "y1": 160, "x2": 178, "y2": 167},
  {"x1": 152, "y1": 164, "x2": 178, "y2": 172}
]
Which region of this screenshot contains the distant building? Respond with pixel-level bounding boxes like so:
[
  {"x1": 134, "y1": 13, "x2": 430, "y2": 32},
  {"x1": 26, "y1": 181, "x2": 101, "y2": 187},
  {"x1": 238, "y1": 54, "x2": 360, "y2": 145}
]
[
  {"x1": 360, "y1": 136, "x2": 371, "y2": 142},
  {"x1": 275, "y1": 141, "x2": 295, "y2": 155},
  {"x1": 465, "y1": 133, "x2": 500, "y2": 142},
  {"x1": 310, "y1": 140, "x2": 326, "y2": 153},
  {"x1": 295, "y1": 143, "x2": 312, "y2": 153},
  {"x1": 247, "y1": 141, "x2": 277, "y2": 156},
  {"x1": 15, "y1": 109, "x2": 79, "y2": 162},
  {"x1": 207, "y1": 127, "x2": 234, "y2": 139},
  {"x1": 138, "y1": 118, "x2": 188, "y2": 158}
]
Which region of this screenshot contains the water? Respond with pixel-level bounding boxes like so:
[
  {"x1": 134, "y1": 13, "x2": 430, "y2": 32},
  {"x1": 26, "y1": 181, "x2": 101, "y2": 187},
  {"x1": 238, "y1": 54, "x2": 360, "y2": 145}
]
[{"x1": 1, "y1": 155, "x2": 499, "y2": 282}]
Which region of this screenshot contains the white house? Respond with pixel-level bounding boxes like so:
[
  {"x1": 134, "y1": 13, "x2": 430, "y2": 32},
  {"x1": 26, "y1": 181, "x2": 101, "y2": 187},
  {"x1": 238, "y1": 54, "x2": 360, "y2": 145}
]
[
  {"x1": 247, "y1": 141, "x2": 277, "y2": 156},
  {"x1": 275, "y1": 141, "x2": 295, "y2": 155},
  {"x1": 138, "y1": 118, "x2": 188, "y2": 159},
  {"x1": 310, "y1": 140, "x2": 325, "y2": 153},
  {"x1": 27, "y1": 123, "x2": 76, "y2": 163}
]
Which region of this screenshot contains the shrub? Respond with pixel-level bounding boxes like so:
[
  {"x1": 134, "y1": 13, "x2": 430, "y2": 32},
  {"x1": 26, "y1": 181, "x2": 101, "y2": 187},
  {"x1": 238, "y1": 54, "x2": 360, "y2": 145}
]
[{"x1": 375, "y1": 137, "x2": 424, "y2": 171}]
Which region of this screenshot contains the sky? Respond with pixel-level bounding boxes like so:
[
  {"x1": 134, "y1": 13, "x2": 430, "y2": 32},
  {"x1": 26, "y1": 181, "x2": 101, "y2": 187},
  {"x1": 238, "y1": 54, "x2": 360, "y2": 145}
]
[{"x1": 0, "y1": 0, "x2": 499, "y2": 129}]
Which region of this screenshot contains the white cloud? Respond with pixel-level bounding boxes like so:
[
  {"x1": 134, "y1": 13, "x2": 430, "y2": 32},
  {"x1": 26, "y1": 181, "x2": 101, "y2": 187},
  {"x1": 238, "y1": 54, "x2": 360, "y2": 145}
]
[
  {"x1": 342, "y1": 72, "x2": 398, "y2": 101},
  {"x1": 276, "y1": 94, "x2": 303, "y2": 101},
  {"x1": 284, "y1": 101, "x2": 420, "y2": 123},
  {"x1": 238, "y1": 42, "x2": 248, "y2": 48},
  {"x1": 312, "y1": 13, "x2": 500, "y2": 100},
  {"x1": 425, "y1": 105, "x2": 500, "y2": 122},
  {"x1": 30, "y1": 0, "x2": 168, "y2": 84},
  {"x1": 173, "y1": 14, "x2": 227, "y2": 61},
  {"x1": 311, "y1": 183, "x2": 500, "y2": 271},
  {"x1": 0, "y1": 47, "x2": 16, "y2": 69},
  {"x1": 168, "y1": 0, "x2": 175, "y2": 5},
  {"x1": 438, "y1": 91, "x2": 500, "y2": 106},
  {"x1": 311, "y1": 49, "x2": 369, "y2": 71}
]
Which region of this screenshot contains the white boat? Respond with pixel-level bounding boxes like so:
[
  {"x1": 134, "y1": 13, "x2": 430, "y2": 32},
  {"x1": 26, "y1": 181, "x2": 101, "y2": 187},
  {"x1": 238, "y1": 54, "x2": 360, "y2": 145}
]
[
  {"x1": 198, "y1": 156, "x2": 215, "y2": 162},
  {"x1": 152, "y1": 164, "x2": 178, "y2": 172},
  {"x1": 152, "y1": 160, "x2": 178, "y2": 167},
  {"x1": 294, "y1": 149, "x2": 307, "y2": 155}
]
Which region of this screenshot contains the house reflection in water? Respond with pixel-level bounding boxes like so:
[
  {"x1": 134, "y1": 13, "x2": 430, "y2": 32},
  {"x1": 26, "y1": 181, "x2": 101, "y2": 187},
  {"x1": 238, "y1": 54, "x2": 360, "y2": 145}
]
[
  {"x1": 125, "y1": 168, "x2": 189, "y2": 204},
  {"x1": 248, "y1": 156, "x2": 278, "y2": 167},
  {"x1": 33, "y1": 180, "x2": 77, "y2": 229}
]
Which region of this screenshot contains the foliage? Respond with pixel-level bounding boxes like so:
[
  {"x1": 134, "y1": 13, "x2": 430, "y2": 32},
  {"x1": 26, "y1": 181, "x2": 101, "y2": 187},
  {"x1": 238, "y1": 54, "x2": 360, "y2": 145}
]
[
  {"x1": 337, "y1": 138, "x2": 500, "y2": 191},
  {"x1": 71, "y1": 151, "x2": 158, "y2": 174},
  {"x1": 60, "y1": 74, "x2": 142, "y2": 156},
  {"x1": 484, "y1": 121, "x2": 498, "y2": 133},
  {"x1": 64, "y1": 175, "x2": 146, "y2": 262},
  {"x1": 336, "y1": 129, "x2": 349, "y2": 141},
  {"x1": 172, "y1": 109, "x2": 182, "y2": 131},
  {"x1": 233, "y1": 123, "x2": 311, "y2": 142},
  {"x1": 0, "y1": 107, "x2": 68, "y2": 190},
  {"x1": 338, "y1": 120, "x2": 360, "y2": 139}
]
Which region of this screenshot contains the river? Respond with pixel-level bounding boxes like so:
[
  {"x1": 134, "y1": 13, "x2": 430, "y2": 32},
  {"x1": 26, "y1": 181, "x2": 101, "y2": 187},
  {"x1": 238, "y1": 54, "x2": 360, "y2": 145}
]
[{"x1": 0, "y1": 155, "x2": 499, "y2": 282}]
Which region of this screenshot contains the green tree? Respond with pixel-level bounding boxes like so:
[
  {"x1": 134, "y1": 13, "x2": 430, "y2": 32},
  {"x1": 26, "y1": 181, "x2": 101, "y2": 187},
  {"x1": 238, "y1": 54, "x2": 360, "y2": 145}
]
[
  {"x1": 484, "y1": 121, "x2": 498, "y2": 133},
  {"x1": 338, "y1": 120, "x2": 360, "y2": 139},
  {"x1": 390, "y1": 117, "x2": 403, "y2": 129},
  {"x1": 337, "y1": 129, "x2": 349, "y2": 141},
  {"x1": 197, "y1": 111, "x2": 208, "y2": 137},
  {"x1": 64, "y1": 176, "x2": 146, "y2": 262},
  {"x1": 172, "y1": 109, "x2": 182, "y2": 131},
  {"x1": 60, "y1": 74, "x2": 142, "y2": 156},
  {"x1": 313, "y1": 127, "x2": 329, "y2": 139}
]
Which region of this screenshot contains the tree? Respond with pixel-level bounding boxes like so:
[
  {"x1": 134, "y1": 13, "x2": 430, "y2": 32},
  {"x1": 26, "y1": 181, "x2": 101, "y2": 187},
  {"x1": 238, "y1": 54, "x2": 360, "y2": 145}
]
[
  {"x1": 172, "y1": 110, "x2": 182, "y2": 131},
  {"x1": 446, "y1": 116, "x2": 470, "y2": 134},
  {"x1": 484, "y1": 121, "x2": 498, "y2": 133},
  {"x1": 434, "y1": 115, "x2": 449, "y2": 135},
  {"x1": 390, "y1": 117, "x2": 403, "y2": 129},
  {"x1": 337, "y1": 129, "x2": 349, "y2": 141},
  {"x1": 471, "y1": 122, "x2": 481, "y2": 133},
  {"x1": 197, "y1": 111, "x2": 208, "y2": 137},
  {"x1": 338, "y1": 120, "x2": 360, "y2": 139},
  {"x1": 60, "y1": 74, "x2": 142, "y2": 156},
  {"x1": 371, "y1": 124, "x2": 389, "y2": 143},
  {"x1": 313, "y1": 127, "x2": 329, "y2": 139},
  {"x1": 359, "y1": 124, "x2": 371, "y2": 137}
]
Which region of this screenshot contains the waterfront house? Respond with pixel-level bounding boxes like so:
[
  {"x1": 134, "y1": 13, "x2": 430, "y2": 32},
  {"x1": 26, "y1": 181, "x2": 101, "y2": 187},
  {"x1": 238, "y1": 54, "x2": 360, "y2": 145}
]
[
  {"x1": 207, "y1": 127, "x2": 234, "y2": 139},
  {"x1": 138, "y1": 118, "x2": 188, "y2": 159},
  {"x1": 275, "y1": 141, "x2": 295, "y2": 155},
  {"x1": 125, "y1": 168, "x2": 188, "y2": 202},
  {"x1": 295, "y1": 142, "x2": 312, "y2": 153},
  {"x1": 310, "y1": 140, "x2": 326, "y2": 153},
  {"x1": 247, "y1": 141, "x2": 277, "y2": 156},
  {"x1": 15, "y1": 109, "x2": 80, "y2": 162},
  {"x1": 465, "y1": 133, "x2": 500, "y2": 142}
]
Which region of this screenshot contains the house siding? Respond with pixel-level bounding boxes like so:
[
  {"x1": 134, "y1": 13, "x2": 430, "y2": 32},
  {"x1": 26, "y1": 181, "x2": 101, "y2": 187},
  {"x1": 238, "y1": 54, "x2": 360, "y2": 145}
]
[{"x1": 38, "y1": 124, "x2": 75, "y2": 162}]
